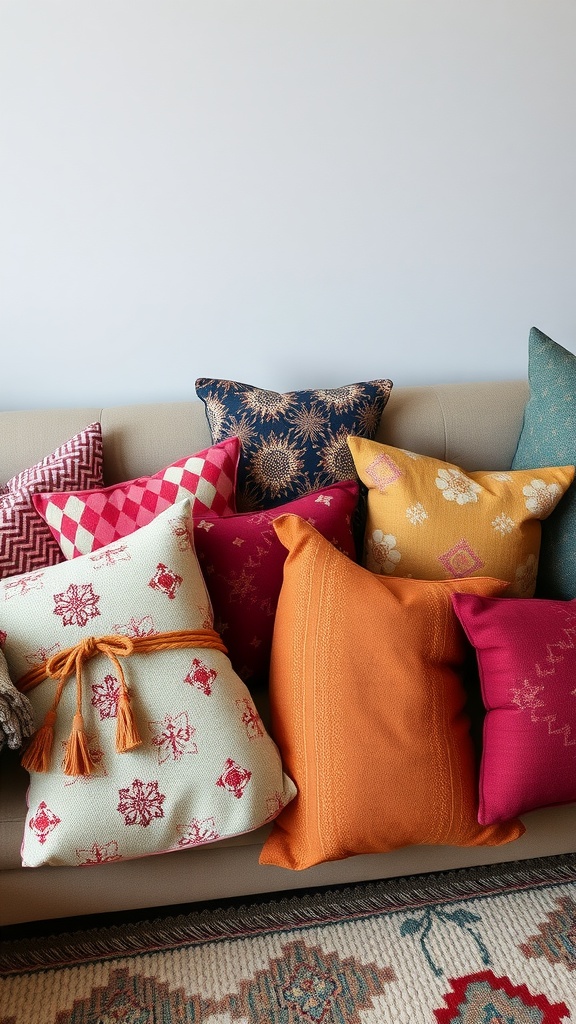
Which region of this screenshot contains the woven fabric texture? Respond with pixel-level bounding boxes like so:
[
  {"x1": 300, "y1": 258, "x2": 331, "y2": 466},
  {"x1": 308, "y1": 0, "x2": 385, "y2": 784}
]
[
  {"x1": 0, "y1": 423, "x2": 104, "y2": 580},
  {"x1": 33, "y1": 437, "x2": 240, "y2": 558},
  {"x1": 348, "y1": 434, "x2": 574, "y2": 598},
  {"x1": 260, "y1": 515, "x2": 524, "y2": 872},
  {"x1": 2, "y1": 499, "x2": 295, "y2": 868},
  {"x1": 453, "y1": 592, "x2": 576, "y2": 824}
]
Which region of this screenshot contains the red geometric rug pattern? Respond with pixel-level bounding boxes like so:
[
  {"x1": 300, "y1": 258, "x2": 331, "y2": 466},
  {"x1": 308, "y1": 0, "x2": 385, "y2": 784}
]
[{"x1": 1, "y1": 855, "x2": 575, "y2": 1023}]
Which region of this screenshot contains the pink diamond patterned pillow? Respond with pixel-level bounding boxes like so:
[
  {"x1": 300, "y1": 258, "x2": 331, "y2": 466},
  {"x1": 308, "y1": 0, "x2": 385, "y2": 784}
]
[
  {"x1": 452, "y1": 592, "x2": 576, "y2": 824},
  {"x1": 193, "y1": 480, "x2": 359, "y2": 687},
  {"x1": 0, "y1": 423, "x2": 104, "y2": 580},
  {"x1": 33, "y1": 437, "x2": 240, "y2": 559},
  {"x1": 2, "y1": 498, "x2": 295, "y2": 867}
]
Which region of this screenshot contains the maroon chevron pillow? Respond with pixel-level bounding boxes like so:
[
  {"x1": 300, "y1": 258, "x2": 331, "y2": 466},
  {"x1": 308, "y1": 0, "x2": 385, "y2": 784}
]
[{"x1": 0, "y1": 423, "x2": 104, "y2": 580}]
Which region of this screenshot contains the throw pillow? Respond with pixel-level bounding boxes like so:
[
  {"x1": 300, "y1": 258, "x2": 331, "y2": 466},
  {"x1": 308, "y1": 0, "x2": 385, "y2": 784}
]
[
  {"x1": 0, "y1": 423, "x2": 104, "y2": 580},
  {"x1": 4, "y1": 499, "x2": 295, "y2": 868},
  {"x1": 511, "y1": 326, "x2": 576, "y2": 599},
  {"x1": 259, "y1": 515, "x2": 524, "y2": 872},
  {"x1": 193, "y1": 479, "x2": 359, "y2": 688},
  {"x1": 452, "y1": 592, "x2": 576, "y2": 824},
  {"x1": 348, "y1": 435, "x2": 574, "y2": 598},
  {"x1": 32, "y1": 437, "x2": 240, "y2": 559},
  {"x1": 195, "y1": 377, "x2": 393, "y2": 511}
]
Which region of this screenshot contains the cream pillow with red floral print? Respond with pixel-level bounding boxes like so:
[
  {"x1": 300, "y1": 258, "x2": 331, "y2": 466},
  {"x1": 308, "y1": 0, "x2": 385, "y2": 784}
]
[
  {"x1": 347, "y1": 436, "x2": 574, "y2": 598},
  {"x1": 0, "y1": 499, "x2": 295, "y2": 868}
]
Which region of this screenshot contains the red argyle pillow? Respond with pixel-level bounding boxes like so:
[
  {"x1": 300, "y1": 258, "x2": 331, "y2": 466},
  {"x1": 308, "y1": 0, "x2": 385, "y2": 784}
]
[
  {"x1": 33, "y1": 438, "x2": 240, "y2": 558},
  {"x1": 0, "y1": 422, "x2": 104, "y2": 580}
]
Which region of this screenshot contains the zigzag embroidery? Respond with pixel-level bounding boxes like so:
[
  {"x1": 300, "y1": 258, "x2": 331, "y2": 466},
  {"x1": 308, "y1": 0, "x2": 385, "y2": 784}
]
[{"x1": 510, "y1": 607, "x2": 576, "y2": 747}]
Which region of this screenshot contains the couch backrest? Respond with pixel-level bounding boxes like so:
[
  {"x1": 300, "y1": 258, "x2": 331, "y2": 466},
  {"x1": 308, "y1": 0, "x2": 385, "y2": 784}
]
[{"x1": 0, "y1": 379, "x2": 529, "y2": 486}]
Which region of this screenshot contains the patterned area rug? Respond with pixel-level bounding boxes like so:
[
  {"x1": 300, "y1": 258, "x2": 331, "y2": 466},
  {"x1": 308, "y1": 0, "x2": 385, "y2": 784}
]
[{"x1": 1, "y1": 854, "x2": 576, "y2": 1023}]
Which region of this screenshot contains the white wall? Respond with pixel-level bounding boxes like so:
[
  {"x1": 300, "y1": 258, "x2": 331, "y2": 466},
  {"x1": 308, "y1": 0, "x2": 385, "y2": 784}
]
[{"x1": 1, "y1": 0, "x2": 575, "y2": 410}]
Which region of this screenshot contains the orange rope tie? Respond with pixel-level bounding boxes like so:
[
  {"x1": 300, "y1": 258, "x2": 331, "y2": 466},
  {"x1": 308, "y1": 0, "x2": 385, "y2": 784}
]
[{"x1": 18, "y1": 629, "x2": 227, "y2": 776}]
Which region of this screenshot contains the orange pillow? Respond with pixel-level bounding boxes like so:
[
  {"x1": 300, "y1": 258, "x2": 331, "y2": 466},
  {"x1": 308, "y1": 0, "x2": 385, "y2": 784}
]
[
  {"x1": 259, "y1": 515, "x2": 524, "y2": 871},
  {"x1": 347, "y1": 436, "x2": 574, "y2": 597}
]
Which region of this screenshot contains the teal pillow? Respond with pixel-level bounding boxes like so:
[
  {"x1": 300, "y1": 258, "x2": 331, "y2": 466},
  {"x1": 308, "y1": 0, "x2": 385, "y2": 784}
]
[{"x1": 512, "y1": 326, "x2": 576, "y2": 598}]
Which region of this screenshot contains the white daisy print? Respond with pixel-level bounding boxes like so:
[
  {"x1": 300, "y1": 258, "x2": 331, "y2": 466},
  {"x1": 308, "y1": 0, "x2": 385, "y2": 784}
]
[
  {"x1": 368, "y1": 530, "x2": 401, "y2": 574},
  {"x1": 523, "y1": 479, "x2": 562, "y2": 517},
  {"x1": 435, "y1": 468, "x2": 482, "y2": 505},
  {"x1": 406, "y1": 502, "x2": 428, "y2": 525},
  {"x1": 492, "y1": 513, "x2": 515, "y2": 535}
]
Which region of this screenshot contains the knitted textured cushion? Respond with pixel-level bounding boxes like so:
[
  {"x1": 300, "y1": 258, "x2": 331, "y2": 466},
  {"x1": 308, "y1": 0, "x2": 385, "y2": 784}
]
[
  {"x1": 512, "y1": 326, "x2": 576, "y2": 598},
  {"x1": 452, "y1": 592, "x2": 576, "y2": 824},
  {"x1": 259, "y1": 516, "x2": 523, "y2": 872},
  {"x1": 3, "y1": 499, "x2": 295, "y2": 868},
  {"x1": 195, "y1": 377, "x2": 392, "y2": 511},
  {"x1": 348, "y1": 436, "x2": 574, "y2": 598},
  {"x1": 33, "y1": 437, "x2": 240, "y2": 559},
  {"x1": 193, "y1": 480, "x2": 359, "y2": 688},
  {"x1": 0, "y1": 423, "x2": 104, "y2": 580}
]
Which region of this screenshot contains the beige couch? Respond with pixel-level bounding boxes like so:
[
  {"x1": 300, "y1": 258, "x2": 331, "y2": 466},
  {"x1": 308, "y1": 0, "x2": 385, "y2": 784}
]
[{"x1": 2, "y1": 380, "x2": 575, "y2": 927}]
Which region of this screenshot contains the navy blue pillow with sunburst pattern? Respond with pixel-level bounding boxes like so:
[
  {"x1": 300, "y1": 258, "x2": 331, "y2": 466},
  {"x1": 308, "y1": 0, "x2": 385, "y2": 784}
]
[{"x1": 195, "y1": 377, "x2": 393, "y2": 511}]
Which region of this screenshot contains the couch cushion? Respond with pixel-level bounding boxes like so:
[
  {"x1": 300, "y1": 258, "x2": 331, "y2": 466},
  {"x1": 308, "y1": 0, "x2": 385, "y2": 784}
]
[
  {"x1": 452, "y1": 592, "x2": 576, "y2": 824},
  {"x1": 32, "y1": 437, "x2": 240, "y2": 559},
  {"x1": 195, "y1": 377, "x2": 392, "y2": 511},
  {"x1": 512, "y1": 326, "x2": 576, "y2": 599},
  {"x1": 0, "y1": 423, "x2": 104, "y2": 580},
  {"x1": 348, "y1": 435, "x2": 574, "y2": 598},
  {"x1": 259, "y1": 515, "x2": 524, "y2": 871},
  {"x1": 0, "y1": 499, "x2": 295, "y2": 868}
]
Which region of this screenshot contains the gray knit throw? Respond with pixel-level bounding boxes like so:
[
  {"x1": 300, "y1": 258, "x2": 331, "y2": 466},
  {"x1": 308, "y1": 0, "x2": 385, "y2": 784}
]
[{"x1": 0, "y1": 651, "x2": 34, "y2": 751}]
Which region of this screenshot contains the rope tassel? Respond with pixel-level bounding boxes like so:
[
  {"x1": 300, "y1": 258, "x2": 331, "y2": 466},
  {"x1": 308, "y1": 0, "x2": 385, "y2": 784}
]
[
  {"x1": 62, "y1": 712, "x2": 94, "y2": 777},
  {"x1": 17, "y1": 629, "x2": 228, "y2": 776}
]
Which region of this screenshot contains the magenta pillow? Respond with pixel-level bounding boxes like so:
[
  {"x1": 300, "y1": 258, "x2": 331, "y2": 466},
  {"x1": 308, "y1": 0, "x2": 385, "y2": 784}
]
[
  {"x1": 0, "y1": 422, "x2": 104, "y2": 579},
  {"x1": 32, "y1": 437, "x2": 240, "y2": 558},
  {"x1": 193, "y1": 480, "x2": 359, "y2": 687},
  {"x1": 452, "y1": 592, "x2": 576, "y2": 824}
]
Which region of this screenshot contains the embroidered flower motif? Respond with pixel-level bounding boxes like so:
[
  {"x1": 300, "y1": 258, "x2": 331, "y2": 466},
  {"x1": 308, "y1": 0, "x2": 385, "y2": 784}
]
[
  {"x1": 29, "y1": 802, "x2": 61, "y2": 844},
  {"x1": 53, "y1": 582, "x2": 101, "y2": 627},
  {"x1": 515, "y1": 553, "x2": 538, "y2": 596},
  {"x1": 76, "y1": 841, "x2": 121, "y2": 865},
  {"x1": 89, "y1": 545, "x2": 130, "y2": 568},
  {"x1": 319, "y1": 430, "x2": 356, "y2": 481},
  {"x1": 168, "y1": 515, "x2": 191, "y2": 551},
  {"x1": 523, "y1": 478, "x2": 562, "y2": 517},
  {"x1": 492, "y1": 513, "x2": 515, "y2": 535},
  {"x1": 368, "y1": 530, "x2": 401, "y2": 574},
  {"x1": 438, "y1": 539, "x2": 484, "y2": 578},
  {"x1": 185, "y1": 657, "x2": 217, "y2": 695},
  {"x1": 315, "y1": 494, "x2": 333, "y2": 506},
  {"x1": 25, "y1": 642, "x2": 60, "y2": 666},
  {"x1": 242, "y1": 388, "x2": 295, "y2": 420},
  {"x1": 406, "y1": 502, "x2": 428, "y2": 525},
  {"x1": 196, "y1": 520, "x2": 215, "y2": 532},
  {"x1": 265, "y1": 791, "x2": 287, "y2": 821},
  {"x1": 149, "y1": 712, "x2": 198, "y2": 764},
  {"x1": 510, "y1": 678, "x2": 546, "y2": 715},
  {"x1": 216, "y1": 758, "x2": 252, "y2": 798},
  {"x1": 91, "y1": 674, "x2": 120, "y2": 719},
  {"x1": 117, "y1": 779, "x2": 166, "y2": 827},
  {"x1": 227, "y1": 568, "x2": 257, "y2": 603},
  {"x1": 113, "y1": 615, "x2": 157, "y2": 638},
  {"x1": 236, "y1": 698, "x2": 264, "y2": 740},
  {"x1": 316, "y1": 384, "x2": 363, "y2": 411},
  {"x1": 435, "y1": 468, "x2": 482, "y2": 504},
  {"x1": 177, "y1": 817, "x2": 220, "y2": 848},
  {"x1": 204, "y1": 395, "x2": 228, "y2": 440},
  {"x1": 148, "y1": 563, "x2": 183, "y2": 600},
  {"x1": 3, "y1": 571, "x2": 45, "y2": 599}
]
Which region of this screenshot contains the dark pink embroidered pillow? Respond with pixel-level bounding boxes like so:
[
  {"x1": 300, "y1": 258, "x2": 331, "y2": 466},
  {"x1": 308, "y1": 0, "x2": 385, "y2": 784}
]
[
  {"x1": 33, "y1": 437, "x2": 240, "y2": 558},
  {"x1": 452, "y1": 592, "x2": 576, "y2": 824},
  {"x1": 0, "y1": 423, "x2": 104, "y2": 580},
  {"x1": 193, "y1": 480, "x2": 359, "y2": 687}
]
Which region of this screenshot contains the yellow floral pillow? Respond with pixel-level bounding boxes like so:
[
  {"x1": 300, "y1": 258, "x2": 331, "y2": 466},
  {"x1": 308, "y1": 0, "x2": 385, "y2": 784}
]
[{"x1": 347, "y1": 436, "x2": 575, "y2": 597}]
